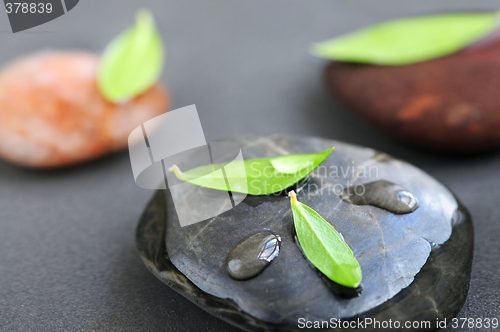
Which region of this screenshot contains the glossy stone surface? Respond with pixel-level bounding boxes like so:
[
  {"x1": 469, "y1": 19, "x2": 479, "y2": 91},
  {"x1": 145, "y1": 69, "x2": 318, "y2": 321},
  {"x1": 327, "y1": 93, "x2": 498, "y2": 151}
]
[
  {"x1": 340, "y1": 180, "x2": 419, "y2": 214},
  {"x1": 325, "y1": 34, "x2": 500, "y2": 150},
  {"x1": 136, "y1": 134, "x2": 473, "y2": 331},
  {"x1": 0, "y1": 51, "x2": 169, "y2": 168},
  {"x1": 227, "y1": 231, "x2": 281, "y2": 280}
]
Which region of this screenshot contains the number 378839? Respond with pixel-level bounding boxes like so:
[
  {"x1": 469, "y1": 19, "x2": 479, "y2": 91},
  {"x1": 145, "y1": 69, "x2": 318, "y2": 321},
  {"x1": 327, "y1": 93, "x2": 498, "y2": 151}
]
[{"x1": 5, "y1": 3, "x2": 53, "y2": 14}]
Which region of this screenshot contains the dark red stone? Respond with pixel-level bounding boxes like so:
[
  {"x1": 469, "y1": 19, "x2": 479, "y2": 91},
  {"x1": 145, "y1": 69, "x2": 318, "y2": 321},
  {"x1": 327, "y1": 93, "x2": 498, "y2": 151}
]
[{"x1": 325, "y1": 34, "x2": 500, "y2": 150}]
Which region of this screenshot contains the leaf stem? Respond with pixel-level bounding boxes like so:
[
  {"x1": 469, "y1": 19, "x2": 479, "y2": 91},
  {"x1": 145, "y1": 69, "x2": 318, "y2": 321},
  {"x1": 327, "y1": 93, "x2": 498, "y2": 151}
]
[
  {"x1": 169, "y1": 164, "x2": 184, "y2": 178},
  {"x1": 136, "y1": 9, "x2": 153, "y2": 26},
  {"x1": 289, "y1": 190, "x2": 298, "y2": 205}
]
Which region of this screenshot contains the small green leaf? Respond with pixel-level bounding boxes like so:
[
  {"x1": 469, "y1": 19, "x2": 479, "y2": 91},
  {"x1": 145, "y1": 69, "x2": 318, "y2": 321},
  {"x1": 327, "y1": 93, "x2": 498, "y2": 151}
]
[
  {"x1": 170, "y1": 147, "x2": 334, "y2": 195},
  {"x1": 289, "y1": 191, "x2": 362, "y2": 288},
  {"x1": 98, "y1": 10, "x2": 164, "y2": 102},
  {"x1": 312, "y1": 12, "x2": 498, "y2": 65}
]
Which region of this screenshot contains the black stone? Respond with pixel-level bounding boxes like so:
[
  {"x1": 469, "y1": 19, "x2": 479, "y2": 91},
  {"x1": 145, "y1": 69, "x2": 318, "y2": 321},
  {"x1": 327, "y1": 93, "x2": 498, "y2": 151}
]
[{"x1": 136, "y1": 134, "x2": 473, "y2": 331}]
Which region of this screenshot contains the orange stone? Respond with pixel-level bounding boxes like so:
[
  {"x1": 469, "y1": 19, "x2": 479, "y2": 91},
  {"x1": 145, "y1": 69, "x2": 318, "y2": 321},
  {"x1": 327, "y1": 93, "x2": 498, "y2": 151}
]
[{"x1": 0, "y1": 51, "x2": 169, "y2": 167}]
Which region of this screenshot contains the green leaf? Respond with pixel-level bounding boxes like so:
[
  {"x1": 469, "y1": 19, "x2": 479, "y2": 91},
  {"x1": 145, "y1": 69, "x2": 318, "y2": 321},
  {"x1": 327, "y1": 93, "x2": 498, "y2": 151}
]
[
  {"x1": 98, "y1": 10, "x2": 164, "y2": 102},
  {"x1": 270, "y1": 154, "x2": 314, "y2": 174},
  {"x1": 312, "y1": 12, "x2": 498, "y2": 65},
  {"x1": 289, "y1": 191, "x2": 362, "y2": 288},
  {"x1": 170, "y1": 147, "x2": 334, "y2": 195}
]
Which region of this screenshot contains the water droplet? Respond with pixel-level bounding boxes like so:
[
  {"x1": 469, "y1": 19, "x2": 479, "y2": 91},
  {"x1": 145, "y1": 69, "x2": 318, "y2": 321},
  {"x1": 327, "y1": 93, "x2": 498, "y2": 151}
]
[
  {"x1": 227, "y1": 231, "x2": 281, "y2": 280},
  {"x1": 340, "y1": 180, "x2": 419, "y2": 214},
  {"x1": 427, "y1": 241, "x2": 441, "y2": 250}
]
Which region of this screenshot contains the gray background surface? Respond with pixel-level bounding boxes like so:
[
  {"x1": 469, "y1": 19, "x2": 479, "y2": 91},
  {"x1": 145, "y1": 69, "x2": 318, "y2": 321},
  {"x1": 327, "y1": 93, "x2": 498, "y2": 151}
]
[{"x1": 0, "y1": 1, "x2": 499, "y2": 331}]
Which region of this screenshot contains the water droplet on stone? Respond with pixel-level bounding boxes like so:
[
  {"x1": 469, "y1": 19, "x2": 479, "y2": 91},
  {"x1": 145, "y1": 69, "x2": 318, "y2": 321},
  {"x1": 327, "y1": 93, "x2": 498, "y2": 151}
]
[
  {"x1": 340, "y1": 180, "x2": 419, "y2": 214},
  {"x1": 428, "y1": 241, "x2": 441, "y2": 250},
  {"x1": 227, "y1": 231, "x2": 281, "y2": 280}
]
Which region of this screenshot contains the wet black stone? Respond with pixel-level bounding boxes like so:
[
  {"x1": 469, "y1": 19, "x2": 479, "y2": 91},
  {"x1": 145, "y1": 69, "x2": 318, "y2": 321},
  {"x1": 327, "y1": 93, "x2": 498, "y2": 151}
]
[
  {"x1": 136, "y1": 134, "x2": 473, "y2": 332},
  {"x1": 227, "y1": 231, "x2": 281, "y2": 280},
  {"x1": 340, "y1": 180, "x2": 419, "y2": 214}
]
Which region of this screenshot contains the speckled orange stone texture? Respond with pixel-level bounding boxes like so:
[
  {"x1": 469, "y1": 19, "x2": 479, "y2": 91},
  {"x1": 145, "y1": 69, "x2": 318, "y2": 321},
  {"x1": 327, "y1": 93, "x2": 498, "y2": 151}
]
[
  {"x1": 325, "y1": 35, "x2": 500, "y2": 150},
  {"x1": 0, "y1": 51, "x2": 169, "y2": 167}
]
